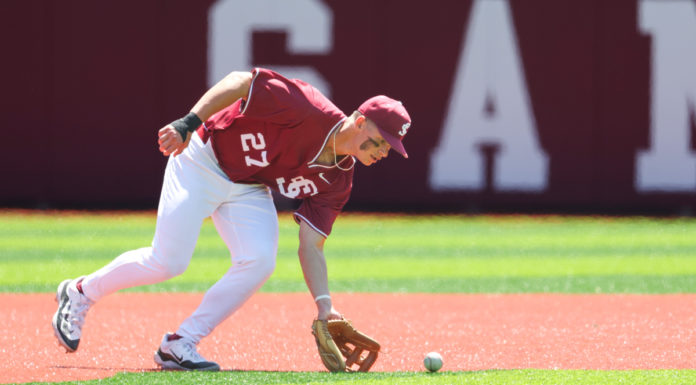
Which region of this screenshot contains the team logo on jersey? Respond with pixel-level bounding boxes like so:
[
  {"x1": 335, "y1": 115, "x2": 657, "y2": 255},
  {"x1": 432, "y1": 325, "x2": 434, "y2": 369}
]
[
  {"x1": 276, "y1": 176, "x2": 318, "y2": 199},
  {"x1": 399, "y1": 122, "x2": 410, "y2": 137}
]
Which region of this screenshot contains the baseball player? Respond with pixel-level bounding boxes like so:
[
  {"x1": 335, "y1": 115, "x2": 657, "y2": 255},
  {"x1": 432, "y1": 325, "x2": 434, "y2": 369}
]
[{"x1": 51, "y1": 68, "x2": 411, "y2": 371}]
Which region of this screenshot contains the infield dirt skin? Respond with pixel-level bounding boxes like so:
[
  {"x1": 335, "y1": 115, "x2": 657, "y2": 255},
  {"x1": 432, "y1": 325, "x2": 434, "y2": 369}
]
[{"x1": 2, "y1": 293, "x2": 695, "y2": 383}]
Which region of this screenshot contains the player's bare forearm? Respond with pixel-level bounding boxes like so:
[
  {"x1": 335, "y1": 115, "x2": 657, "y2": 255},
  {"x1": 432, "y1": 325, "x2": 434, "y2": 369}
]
[
  {"x1": 190, "y1": 71, "x2": 253, "y2": 121},
  {"x1": 298, "y1": 221, "x2": 341, "y2": 320},
  {"x1": 158, "y1": 71, "x2": 252, "y2": 157}
]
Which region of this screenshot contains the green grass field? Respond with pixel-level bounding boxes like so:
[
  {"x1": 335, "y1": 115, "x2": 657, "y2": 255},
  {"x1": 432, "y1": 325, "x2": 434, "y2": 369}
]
[
  {"x1": 2, "y1": 210, "x2": 695, "y2": 384},
  {"x1": 19, "y1": 369, "x2": 696, "y2": 385}
]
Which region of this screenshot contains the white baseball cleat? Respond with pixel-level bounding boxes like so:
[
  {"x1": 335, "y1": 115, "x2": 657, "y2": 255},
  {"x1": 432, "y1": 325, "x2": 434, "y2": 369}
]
[
  {"x1": 154, "y1": 333, "x2": 221, "y2": 371},
  {"x1": 52, "y1": 277, "x2": 93, "y2": 352}
]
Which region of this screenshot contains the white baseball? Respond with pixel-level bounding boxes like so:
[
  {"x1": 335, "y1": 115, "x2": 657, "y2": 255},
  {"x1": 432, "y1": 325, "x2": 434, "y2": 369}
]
[{"x1": 423, "y1": 351, "x2": 443, "y2": 372}]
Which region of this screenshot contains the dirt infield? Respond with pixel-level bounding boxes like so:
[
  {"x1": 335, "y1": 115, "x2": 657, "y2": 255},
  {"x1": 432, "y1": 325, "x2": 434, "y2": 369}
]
[{"x1": 2, "y1": 293, "x2": 695, "y2": 383}]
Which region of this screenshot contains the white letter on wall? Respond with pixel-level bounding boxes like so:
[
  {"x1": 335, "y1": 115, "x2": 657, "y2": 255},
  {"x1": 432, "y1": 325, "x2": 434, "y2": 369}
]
[
  {"x1": 208, "y1": 0, "x2": 332, "y2": 95},
  {"x1": 637, "y1": 0, "x2": 696, "y2": 192},
  {"x1": 430, "y1": 0, "x2": 548, "y2": 192}
]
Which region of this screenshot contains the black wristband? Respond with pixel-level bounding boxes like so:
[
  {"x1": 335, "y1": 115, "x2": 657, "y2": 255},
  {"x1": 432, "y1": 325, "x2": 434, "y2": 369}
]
[{"x1": 170, "y1": 112, "x2": 202, "y2": 141}]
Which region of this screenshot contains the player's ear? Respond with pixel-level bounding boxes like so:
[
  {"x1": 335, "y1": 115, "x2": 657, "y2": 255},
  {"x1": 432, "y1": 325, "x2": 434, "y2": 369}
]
[{"x1": 354, "y1": 114, "x2": 366, "y2": 130}]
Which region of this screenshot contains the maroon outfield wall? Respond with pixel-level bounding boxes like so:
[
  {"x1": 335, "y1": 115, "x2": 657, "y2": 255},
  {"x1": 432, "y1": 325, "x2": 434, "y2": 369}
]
[{"x1": 2, "y1": 0, "x2": 695, "y2": 212}]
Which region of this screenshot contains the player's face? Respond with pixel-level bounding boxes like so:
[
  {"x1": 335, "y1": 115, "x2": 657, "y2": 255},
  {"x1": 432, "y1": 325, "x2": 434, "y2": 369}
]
[{"x1": 355, "y1": 120, "x2": 391, "y2": 166}]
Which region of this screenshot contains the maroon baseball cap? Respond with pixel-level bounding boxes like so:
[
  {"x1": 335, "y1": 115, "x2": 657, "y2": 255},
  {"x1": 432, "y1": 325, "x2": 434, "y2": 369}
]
[{"x1": 358, "y1": 95, "x2": 412, "y2": 158}]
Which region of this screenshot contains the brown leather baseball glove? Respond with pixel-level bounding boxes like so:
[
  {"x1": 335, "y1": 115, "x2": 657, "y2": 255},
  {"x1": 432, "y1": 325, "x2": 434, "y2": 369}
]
[{"x1": 311, "y1": 319, "x2": 380, "y2": 372}]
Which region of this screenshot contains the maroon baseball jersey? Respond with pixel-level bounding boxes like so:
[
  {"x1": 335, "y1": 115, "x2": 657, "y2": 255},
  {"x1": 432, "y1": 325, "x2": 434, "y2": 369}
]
[{"x1": 196, "y1": 68, "x2": 355, "y2": 237}]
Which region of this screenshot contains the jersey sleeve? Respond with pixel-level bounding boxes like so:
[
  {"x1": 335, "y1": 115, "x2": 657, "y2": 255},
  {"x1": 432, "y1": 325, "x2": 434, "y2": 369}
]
[
  {"x1": 293, "y1": 172, "x2": 353, "y2": 238},
  {"x1": 241, "y1": 68, "x2": 313, "y2": 126}
]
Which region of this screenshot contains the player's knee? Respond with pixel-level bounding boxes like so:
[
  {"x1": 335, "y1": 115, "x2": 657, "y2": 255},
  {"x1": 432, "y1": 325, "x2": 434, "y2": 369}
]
[
  {"x1": 235, "y1": 252, "x2": 276, "y2": 280},
  {"x1": 163, "y1": 259, "x2": 189, "y2": 278},
  {"x1": 255, "y1": 254, "x2": 276, "y2": 279},
  {"x1": 150, "y1": 247, "x2": 190, "y2": 279}
]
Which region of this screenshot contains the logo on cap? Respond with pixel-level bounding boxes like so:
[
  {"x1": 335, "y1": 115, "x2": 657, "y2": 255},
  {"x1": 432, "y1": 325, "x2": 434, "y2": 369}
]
[{"x1": 399, "y1": 122, "x2": 410, "y2": 137}]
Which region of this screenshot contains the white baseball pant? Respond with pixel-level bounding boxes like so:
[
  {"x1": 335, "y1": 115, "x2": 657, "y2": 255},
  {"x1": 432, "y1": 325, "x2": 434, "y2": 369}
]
[{"x1": 80, "y1": 133, "x2": 279, "y2": 343}]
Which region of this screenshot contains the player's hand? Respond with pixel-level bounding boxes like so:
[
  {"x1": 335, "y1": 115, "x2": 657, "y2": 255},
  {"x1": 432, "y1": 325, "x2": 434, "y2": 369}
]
[
  {"x1": 317, "y1": 302, "x2": 343, "y2": 321},
  {"x1": 158, "y1": 125, "x2": 191, "y2": 157}
]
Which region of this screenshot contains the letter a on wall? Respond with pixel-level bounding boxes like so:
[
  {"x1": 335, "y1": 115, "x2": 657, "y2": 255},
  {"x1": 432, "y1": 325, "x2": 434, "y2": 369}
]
[
  {"x1": 637, "y1": 0, "x2": 696, "y2": 192},
  {"x1": 430, "y1": 0, "x2": 548, "y2": 192}
]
